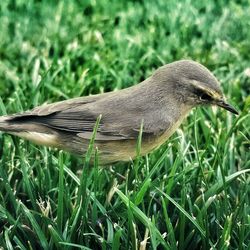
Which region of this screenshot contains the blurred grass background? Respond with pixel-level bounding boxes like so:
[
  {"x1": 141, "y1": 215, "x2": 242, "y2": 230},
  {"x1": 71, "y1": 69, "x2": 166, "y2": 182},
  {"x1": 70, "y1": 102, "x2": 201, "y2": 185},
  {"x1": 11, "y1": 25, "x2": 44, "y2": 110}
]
[{"x1": 0, "y1": 0, "x2": 249, "y2": 249}]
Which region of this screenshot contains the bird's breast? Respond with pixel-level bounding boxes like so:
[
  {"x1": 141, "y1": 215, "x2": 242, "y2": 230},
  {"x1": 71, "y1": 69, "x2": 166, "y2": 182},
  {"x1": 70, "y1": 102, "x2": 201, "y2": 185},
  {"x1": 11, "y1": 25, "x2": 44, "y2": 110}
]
[{"x1": 141, "y1": 108, "x2": 191, "y2": 155}]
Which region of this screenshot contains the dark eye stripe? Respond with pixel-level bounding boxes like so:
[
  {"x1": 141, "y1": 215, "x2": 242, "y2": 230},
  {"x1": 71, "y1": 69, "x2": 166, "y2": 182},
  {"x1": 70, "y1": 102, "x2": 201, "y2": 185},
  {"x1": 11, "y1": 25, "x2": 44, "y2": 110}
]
[{"x1": 200, "y1": 93, "x2": 213, "y2": 101}]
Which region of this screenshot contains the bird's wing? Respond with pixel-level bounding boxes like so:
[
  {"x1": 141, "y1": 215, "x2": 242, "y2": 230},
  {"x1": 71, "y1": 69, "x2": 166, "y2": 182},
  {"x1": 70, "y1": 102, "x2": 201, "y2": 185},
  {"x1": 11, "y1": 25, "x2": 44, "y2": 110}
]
[
  {"x1": 9, "y1": 93, "x2": 170, "y2": 141},
  {"x1": 25, "y1": 107, "x2": 169, "y2": 141},
  {"x1": 10, "y1": 93, "x2": 110, "y2": 117}
]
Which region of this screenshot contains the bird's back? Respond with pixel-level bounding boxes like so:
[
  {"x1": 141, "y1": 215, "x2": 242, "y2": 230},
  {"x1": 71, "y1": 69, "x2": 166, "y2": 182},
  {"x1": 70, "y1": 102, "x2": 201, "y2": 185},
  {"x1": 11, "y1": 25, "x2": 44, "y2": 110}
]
[{"x1": 0, "y1": 65, "x2": 192, "y2": 164}]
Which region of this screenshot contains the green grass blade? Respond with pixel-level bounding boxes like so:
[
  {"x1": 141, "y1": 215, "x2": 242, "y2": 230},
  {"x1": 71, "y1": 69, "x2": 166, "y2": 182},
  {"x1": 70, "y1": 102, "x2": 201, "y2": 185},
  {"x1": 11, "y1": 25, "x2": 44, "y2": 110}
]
[
  {"x1": 115, "y1": 187, "x2": 169, "y2": 249},
  {"x1": 134, "y1": 178, "x2": 151, "y2": 206},
  {"x1": 156, "y1": 188, "x2": 206, "y2": 237},
  {"x1": 112, "y1": 228, "x2": 122, "y2": 250},
  {"x1": 196, "y1": 169, "x2": 250, "y2": 204},
  {"x1": 57, "y1": 151, "x2": 65, "y2": 233},
  {"x1": 20, "y1": 202, "x2": 49, "y2": 249},
  {"x1": 48, "y1": 224, "x2": 65, "y2": 249}
]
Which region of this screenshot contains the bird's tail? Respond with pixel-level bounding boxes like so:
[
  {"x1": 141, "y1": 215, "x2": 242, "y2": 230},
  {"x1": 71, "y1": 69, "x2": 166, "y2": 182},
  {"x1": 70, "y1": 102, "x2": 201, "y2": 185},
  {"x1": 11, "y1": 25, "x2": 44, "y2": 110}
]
[
  {"x1": 0, "y1": 115, "x2": 59, "y2": 147},
  {"x1": 0, "y1": 115, "x2": 32, "y2": 133},
  {"x1": 0, "y1": 116, "x2": 16, "y2": 132}
]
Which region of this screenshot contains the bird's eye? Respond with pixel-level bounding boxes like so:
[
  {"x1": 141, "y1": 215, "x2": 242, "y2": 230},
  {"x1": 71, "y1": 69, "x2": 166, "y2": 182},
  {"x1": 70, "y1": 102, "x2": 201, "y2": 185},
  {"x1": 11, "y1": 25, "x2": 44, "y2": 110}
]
[{"x1": 200, "y1": 93, "x2": 213, "y2": 102}]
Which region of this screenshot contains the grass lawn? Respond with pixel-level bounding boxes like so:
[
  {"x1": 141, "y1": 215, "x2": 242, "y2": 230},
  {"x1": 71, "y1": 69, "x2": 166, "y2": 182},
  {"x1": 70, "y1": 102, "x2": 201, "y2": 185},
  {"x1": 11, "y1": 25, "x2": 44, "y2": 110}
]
[{"x1": 0, "y1": 0, "x2": 249, "y2": 249}]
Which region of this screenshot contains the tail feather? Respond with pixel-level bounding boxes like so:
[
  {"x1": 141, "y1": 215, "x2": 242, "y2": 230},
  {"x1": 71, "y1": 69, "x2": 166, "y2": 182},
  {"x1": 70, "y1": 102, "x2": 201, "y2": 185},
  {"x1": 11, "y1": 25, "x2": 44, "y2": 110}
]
[
  {"x1": 0, "y1": 115, "x2": 59, "y2": 147},
  {"x1": 0, "y1": 115, "x2": 46, "y2": 133},
  {"x1": 0, "y1": 116, "x2": 20, "y2": 132}
]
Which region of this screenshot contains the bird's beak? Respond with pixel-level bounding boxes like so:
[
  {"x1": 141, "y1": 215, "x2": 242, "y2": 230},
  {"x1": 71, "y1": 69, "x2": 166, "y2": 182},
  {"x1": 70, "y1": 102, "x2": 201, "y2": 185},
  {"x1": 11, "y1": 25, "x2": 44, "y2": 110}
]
[{"x1": 216, "y1": 100, "x2": 239, "y2": 115}]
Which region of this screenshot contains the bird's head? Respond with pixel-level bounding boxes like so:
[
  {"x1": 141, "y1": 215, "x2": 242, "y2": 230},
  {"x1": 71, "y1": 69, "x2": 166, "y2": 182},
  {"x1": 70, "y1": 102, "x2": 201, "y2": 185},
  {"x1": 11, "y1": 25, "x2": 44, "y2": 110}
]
[{"x1": 160, "y1": 60, "x2": 238, "y2": 115}]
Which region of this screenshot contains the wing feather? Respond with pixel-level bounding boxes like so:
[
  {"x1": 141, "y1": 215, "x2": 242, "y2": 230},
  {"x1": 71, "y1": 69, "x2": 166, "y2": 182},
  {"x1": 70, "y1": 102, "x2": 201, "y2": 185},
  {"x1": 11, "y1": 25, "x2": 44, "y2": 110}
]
[{"x1": 8, "y1": 92, "x2": 170, "y2": 141}]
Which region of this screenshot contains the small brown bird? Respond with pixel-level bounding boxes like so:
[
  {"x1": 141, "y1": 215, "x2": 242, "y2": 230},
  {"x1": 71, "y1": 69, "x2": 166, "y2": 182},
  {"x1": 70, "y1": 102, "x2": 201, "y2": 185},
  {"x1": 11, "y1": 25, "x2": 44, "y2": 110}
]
[{"x1": 0, "y1": 60, "x2": 238, "y2": 164}]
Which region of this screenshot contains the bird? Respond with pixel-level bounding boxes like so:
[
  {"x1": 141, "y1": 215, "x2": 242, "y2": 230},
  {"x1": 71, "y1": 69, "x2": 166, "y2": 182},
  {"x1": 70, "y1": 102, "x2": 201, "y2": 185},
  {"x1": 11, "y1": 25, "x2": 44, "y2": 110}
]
[{"x1": 0, "y1": 60, "x2": 238, "y2": 164}]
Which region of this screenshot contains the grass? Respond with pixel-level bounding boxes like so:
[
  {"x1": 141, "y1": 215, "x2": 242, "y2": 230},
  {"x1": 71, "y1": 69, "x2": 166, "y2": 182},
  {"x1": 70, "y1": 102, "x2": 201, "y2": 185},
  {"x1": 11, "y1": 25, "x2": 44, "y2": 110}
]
[{"x1": 0, "y1": 0, "x2": 249, "y2": 249}]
